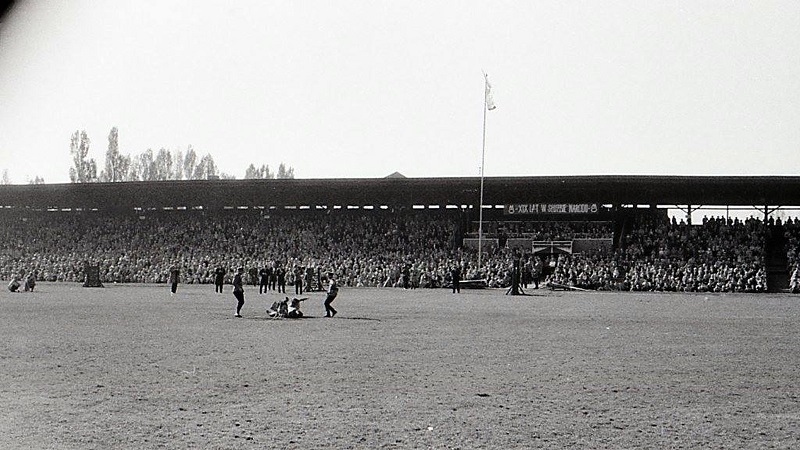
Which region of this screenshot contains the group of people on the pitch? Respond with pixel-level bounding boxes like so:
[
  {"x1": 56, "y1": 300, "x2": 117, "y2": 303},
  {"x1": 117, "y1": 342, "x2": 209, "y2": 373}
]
[
  {"x1": 167, "y1": 264, "x2": 339, "y2": 318},
  {"x1": 7, "y1": 270, "x2": 36, "y2": 292},
  {"x1": 257, "y1": 264, "x2": 323, "y2": 295},
  {"x1": 232, "y1": 267, "x2": 337, "y2": 319}
]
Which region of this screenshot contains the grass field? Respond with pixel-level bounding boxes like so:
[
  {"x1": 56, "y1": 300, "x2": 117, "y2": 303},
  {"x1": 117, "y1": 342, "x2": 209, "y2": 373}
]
[{"x1": 1, "y1": 283, "x2": 799, "y2": 449}]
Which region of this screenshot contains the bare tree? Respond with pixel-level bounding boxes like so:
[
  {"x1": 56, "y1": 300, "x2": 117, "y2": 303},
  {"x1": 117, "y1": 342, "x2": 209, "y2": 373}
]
[
  {"x1": 277, "y1": 162, "x2": 295, "y2": 179},
  {"x1": 154, "y1": 148, "x2": 172, "y2": 180},
  {"x1": 69, "y1": 130, "x2": 98, "y2": 183},
  {"x1": 118, "y1": 154, "x2": 131, "y2": 181},
  {"x1": 172, "y1": 149, "x2": 184, "y2": 180},
  {"x1": 244, "y1": 163, "x2": 275, "y2": 179},
  {"x1": 1, "y1": 169, "x2": 10, "y2": 185},
  {"x1": 70, "y1": 129, "x2": 295, "y2": 183},
  {"x1": 131, "y1": 149, "x2": 156, "y2": 181},
  {"x1": 183, "y1": 145, "x2": 197, "y2": 180},
  {"x1": 244, "y1": 163, "x2": 258, "y2": 179},
  {"x1": 193, "y1": 153, "x2": 218, "y2": 180},
  {"x1": 100, "y1": 127, "x2": 125, "y2": 182}
]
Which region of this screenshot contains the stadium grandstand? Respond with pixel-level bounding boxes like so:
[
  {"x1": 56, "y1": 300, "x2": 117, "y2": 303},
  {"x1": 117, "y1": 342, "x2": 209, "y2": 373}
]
[{"x1": 2, "y1": 175, "x2": 800, "y2": 293}]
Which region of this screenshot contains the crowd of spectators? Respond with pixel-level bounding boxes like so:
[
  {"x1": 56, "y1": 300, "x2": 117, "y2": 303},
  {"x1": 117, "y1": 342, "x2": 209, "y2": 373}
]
[
  {"x1": 545, "y1": 215, "x2": 768, "y2": 292},
  {"x1": 0, "y1": 210, "x2": 491, "y2": 289},
  {"x1": 782, "y1": 217, "x2": 800, "y2": 293},
  {"x1": 0, "y1": 210, "x2": 794, "y2": 294}
]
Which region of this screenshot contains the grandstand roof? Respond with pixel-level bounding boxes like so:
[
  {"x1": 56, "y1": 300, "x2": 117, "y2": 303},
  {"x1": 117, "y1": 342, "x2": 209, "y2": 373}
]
[{"x1": 2, "y1": 176, "x2": 800, "y2": 210}]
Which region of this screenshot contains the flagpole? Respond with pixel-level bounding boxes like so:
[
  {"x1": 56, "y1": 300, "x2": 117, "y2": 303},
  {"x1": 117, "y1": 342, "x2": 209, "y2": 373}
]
[{"x1": 478, "y1": 76, "x2": 488, "y2": 269}]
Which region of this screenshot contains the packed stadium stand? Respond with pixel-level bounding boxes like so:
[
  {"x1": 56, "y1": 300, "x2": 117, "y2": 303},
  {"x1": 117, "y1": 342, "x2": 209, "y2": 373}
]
[{"x1": 2, "y1": 176, "x2": 800, "y2": 293}]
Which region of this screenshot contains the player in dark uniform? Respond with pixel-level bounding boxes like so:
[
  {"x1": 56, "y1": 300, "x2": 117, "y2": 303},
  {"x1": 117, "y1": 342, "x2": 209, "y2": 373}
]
[
  {"x1": 214, "y1": 266, "x2": 226, "y2": 293},
  {"x1": 233, "y1": 267, "x2": 245, "y2": 317},
  {"x1": 402, "y1": 264, "x2": 411, "y2": 289},
  {"x1": 268, "y1": 263, "x2": 277, "y2": 291},
  {"x1": 277, "y1": 265, "x2": 286, "y2": 293},
  {"x1": 169, "y1": 265, "x2": 180, "y2": 295},
  {"x1": 451, "y1": 264, "x2": 461, "y2": 294},
  {"x1": 248, "y1": 267, "x2": 258, "y2": 286},
  {"x1": 294, "y1": 265, "x2": 304, "y2": 295},
  {"x1": 259, "y1": 266, "x2": 269, "y2": 294}
]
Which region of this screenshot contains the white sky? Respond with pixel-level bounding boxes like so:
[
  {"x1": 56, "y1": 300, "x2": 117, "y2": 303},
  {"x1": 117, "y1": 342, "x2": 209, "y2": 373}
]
[{"x1": 1, "y1": 0, "x2": 799, "y2": 184}]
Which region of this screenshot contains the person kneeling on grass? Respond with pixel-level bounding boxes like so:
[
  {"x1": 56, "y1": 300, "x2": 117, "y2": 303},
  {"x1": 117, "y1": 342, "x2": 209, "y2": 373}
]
[
  {"x1": 24, "y1": 271, "x2": 36, "y2": 292},
  {"x1": 8, "y1": 276, "x2": 21, "y2": 292}
]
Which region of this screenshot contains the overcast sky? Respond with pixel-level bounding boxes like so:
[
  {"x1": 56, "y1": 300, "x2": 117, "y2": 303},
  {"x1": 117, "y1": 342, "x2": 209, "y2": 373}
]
[{"x1": 0, "y1": 0, "x2": 798, "y2": 184}]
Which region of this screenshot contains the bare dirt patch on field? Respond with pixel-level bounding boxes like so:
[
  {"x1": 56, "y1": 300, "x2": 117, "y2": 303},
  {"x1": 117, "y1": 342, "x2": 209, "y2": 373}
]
[{"x1": 2, "y1": 284, "x2": 800, "y2": 449}]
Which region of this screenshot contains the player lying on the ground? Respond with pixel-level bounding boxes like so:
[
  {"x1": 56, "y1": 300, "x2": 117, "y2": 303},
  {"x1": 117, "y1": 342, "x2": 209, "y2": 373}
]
[{"x1": 267, "y1": 297, "x2": 306, "y2": 318}]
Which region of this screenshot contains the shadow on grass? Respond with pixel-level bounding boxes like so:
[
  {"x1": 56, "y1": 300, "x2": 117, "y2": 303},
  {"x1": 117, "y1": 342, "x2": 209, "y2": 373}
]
[
  {"x1": 330, "y1": 316, "x2": 381, "y2": 321},
  {"x1": 235, "y1": 315, "x2": 381, "y2": 322}
]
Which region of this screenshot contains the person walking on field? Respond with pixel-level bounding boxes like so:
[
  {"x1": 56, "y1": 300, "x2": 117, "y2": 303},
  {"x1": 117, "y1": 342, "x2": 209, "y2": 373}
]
[
  {"x1": 233, "y1": 267, "x2": 245, "y2": 318},
  {"x1": 324, "y1": 273, "x2": 339, "y2": 317}
]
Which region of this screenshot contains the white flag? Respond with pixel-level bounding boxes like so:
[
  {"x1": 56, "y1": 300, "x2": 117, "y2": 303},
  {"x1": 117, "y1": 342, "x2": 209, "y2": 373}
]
[{"x1": 485, "y1": 74, "x2": 497, "y2": 111}]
